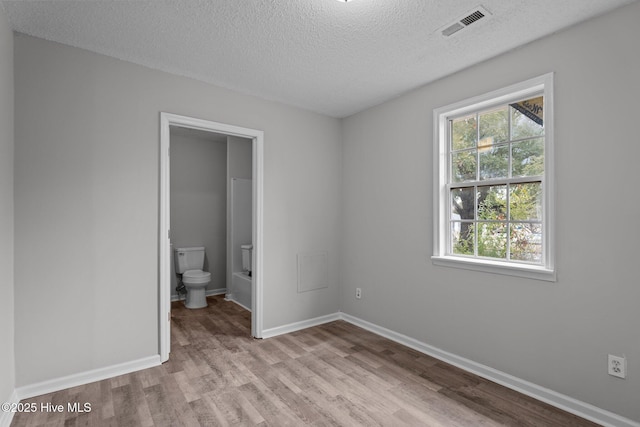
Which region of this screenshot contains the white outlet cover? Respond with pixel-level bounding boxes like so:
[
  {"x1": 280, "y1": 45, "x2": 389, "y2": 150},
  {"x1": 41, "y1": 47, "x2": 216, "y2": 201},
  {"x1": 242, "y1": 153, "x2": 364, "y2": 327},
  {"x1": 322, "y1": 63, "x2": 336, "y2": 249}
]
[{"x1": 608, "y1": 354, "x2": 626, "y2": 379}]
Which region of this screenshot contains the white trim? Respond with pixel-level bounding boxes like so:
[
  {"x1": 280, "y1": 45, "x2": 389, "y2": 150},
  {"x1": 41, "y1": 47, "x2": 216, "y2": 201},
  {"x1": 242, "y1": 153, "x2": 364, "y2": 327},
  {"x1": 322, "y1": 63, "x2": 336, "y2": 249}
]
[
  {"x1": 0, "y1": 390, "x2": 19, "y2": 427},
  {"x1": 15, "y1": 356, "x2": 161, "y2": 400},
  {"x1": 432, "y1": 255, "x2": 556, "y2": 281},
  {"x1": 261, "y1": 313, "x2": 341, "y2": 339},
  {"x1": 432, "y1": 73, "x2": 555, "y2": 281},
  {"x1": 159, "y1": 112, "x2": 265, "y2": 360},
  {"x1": 159, "y1": 113, "x2": 171, "y2": 362},
  {"x1": 252, "y1": 125, "x2": 265, "y2": 338},
  {"x1": 339, "y1": 312, "x2": 639, "y2": 427}
]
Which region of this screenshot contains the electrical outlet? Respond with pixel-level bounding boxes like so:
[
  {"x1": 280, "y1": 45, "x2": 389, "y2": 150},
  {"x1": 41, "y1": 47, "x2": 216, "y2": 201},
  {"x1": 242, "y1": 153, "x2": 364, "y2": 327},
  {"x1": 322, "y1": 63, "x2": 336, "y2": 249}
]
[
  {"x1": 608, "y1": 354, "x2": 626, "y2": 379},
  {"x1": 355, "y1": 288, "x2": 362, "y2": 299}
]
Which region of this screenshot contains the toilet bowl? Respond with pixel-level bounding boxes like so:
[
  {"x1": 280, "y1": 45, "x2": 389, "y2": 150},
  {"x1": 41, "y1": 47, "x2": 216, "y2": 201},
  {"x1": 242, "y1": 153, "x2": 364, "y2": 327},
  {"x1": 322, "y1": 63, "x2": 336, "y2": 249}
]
[{"x1": 182, "y1": 269, "x2": 211, "y2": 309}]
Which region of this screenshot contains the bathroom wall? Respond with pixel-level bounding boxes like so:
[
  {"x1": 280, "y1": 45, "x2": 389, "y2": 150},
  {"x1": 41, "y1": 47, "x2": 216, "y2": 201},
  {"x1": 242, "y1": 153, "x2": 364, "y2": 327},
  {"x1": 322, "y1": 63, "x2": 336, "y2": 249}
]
[
  {"x1": 227, "y1": 137, "x2": 252, "y2": 267},
  {"x1": 229, "y1": 178, "x2": 252, "y2": 310},
  {"x1": 170, "y1": 129, "x2": 228, "y2": 298},
  {"x1": 227, "y1": 135, "x2": 252, "y2": 179},
  {"x1": 340, "y1": 2, "x2": 640, "y2": 422},
  {"x1": 229, "y1": 178, "x2": 252, "y2": 274},
  {"x1": 0, "y1": 3, "x2": 15, "y2": 411},
  {"x1": 226, "y1": 135, "x2": 253, "y2": 308},
  {"x1": 14, "y1": 34, "x2": 342, "y2": 387}
]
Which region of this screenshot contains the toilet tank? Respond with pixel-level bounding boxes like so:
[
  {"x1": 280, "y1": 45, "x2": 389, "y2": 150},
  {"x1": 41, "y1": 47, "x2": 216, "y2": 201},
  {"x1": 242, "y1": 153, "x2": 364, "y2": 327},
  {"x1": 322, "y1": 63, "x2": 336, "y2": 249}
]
[{"x1": 174, "y1": 247, "x2": 205, "y2": 273}]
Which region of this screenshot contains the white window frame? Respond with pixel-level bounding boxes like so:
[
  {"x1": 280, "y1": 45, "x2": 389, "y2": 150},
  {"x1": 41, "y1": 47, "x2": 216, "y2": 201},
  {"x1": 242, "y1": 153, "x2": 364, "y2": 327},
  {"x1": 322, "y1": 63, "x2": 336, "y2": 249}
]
[{"x1": 432, "y1": 73, "x2": 555, "y2": 281}]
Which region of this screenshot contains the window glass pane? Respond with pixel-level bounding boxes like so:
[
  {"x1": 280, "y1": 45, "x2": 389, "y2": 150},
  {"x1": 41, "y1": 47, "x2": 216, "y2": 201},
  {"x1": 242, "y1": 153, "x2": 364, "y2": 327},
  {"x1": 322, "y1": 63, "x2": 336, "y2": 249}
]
[
  {"x1": 510, "y1": 223, "x2": 542, "y2": 262},
  {"x1": 510, "y1": 182, "x2": 542, "y2": 221},
  {"x1": 477, "y1": 185, "x2": 507, "y2": 220},
  {"x1": 479, "y1": 107, "x2": 508, "y2": 144},
  {"x1": 452, "y1": 115, "x2": 477, "y2": 150},
  {"x1": 451, "y1": 187, "x2": 475, "y2": 220},
  {"x1": 478, "y1": 222, "x2": 507, "y2": 259},
  {"x1": 510, "y1": 96, "x2": 544, "y2": 140},
  {"x1": 452, "y1": 151, "x2": 476, "y2": 183},
  {"x1": 452, "y1": 222, "x2": 474, "y2": 255},
  {"x1": 479, "y1": 144, "x2": 509, "y2": 180},
  {"x1": 512, "y1": 138, "x2": 544, "y2": 177}
]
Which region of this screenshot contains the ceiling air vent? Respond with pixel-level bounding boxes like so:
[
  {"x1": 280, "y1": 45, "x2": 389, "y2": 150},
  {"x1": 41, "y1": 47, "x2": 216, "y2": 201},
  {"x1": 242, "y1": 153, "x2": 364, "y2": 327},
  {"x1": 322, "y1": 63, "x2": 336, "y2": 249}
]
[
  {"x1": 460, "y1": 10, "x2": 485, "y2": 26},
  {"x1": 440, "y1": 6, "x2": 492, "y2": 37}
]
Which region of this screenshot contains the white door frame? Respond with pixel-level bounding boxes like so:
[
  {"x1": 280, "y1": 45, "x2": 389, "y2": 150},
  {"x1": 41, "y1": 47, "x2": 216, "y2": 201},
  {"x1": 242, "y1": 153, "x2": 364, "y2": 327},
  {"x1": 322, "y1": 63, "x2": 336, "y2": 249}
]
[{"x1": 159, "y1": 112, "x2": 264, "y2": 362}]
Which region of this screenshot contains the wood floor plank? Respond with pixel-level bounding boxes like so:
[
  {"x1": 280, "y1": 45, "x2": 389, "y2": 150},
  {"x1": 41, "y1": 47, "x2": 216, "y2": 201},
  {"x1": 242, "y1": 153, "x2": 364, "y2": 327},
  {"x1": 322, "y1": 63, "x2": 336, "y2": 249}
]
[
  {"x1": 111, "y1": 384, "x2": 142, "y2": 427},
  {"x1": 267, "y1": 335, "x2": 309, "y2": 359},
  {"x1": 11, "y1": 295, "x2": 601, "y2": 427},
  {"x1": 198, "y1": 393, "x2": 230, "y2": 427},
  {"x1": 206, "y1": 388, "x2": 265, "y2": 425},
  {"x1": 388, "y1": 382, "x2": 500, "y2": 427}
]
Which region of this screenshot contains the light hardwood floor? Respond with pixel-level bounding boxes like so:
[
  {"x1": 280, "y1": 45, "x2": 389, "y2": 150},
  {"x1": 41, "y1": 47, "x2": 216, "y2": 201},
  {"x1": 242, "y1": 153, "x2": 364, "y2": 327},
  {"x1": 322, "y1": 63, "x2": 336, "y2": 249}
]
[{"x1": 11, "y1": 295, "x2": 598, "y2": 426}]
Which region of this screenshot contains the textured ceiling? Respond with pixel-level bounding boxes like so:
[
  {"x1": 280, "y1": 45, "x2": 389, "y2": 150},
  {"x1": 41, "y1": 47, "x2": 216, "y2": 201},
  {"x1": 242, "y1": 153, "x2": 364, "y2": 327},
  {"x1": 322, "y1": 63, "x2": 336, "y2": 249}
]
[{"x1": 1, "y1": 0, "x2": 636, "y2": 117}]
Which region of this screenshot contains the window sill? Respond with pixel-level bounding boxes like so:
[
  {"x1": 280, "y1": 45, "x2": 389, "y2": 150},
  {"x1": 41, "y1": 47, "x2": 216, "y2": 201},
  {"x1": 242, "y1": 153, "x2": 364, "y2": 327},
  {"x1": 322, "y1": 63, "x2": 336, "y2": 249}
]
[{"x1": 431, "y1": 255, "x2": 556, "y2": 282}]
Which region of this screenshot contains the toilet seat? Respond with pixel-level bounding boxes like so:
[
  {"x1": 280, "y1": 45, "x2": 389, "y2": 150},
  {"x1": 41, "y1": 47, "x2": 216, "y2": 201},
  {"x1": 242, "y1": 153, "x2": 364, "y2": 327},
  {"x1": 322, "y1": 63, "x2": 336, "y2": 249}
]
[{"x1": 183, "y1": 269, "x2": 211, "y2": 284}]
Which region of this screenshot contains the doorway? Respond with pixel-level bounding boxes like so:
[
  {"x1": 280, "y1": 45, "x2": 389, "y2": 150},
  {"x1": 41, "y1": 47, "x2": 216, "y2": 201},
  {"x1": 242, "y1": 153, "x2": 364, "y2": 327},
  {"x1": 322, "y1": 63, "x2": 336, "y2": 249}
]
[{"x1": 159, "y1": 113, "x2": 264, "y2": 362}]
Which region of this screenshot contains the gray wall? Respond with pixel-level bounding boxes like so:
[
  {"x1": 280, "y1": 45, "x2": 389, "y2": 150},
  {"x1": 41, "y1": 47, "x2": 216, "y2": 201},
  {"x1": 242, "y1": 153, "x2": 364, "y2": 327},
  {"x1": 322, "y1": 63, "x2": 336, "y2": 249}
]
[
  {"x1": 227, "y1": 135, "x2": 252, "y2": 180},
  {"x1": 14, "y1": 34, "x2": 342, "y2": 386},
  {"x1": 341, "y1": 2, "x2": 640, "y2": 421},
  {"x1": 0, "y1": 3, "x2": 15, "y2": 407},
  {"x1": 170, "y1": 131, "x2": 227, "y2": 298},
  {"x1": 227, "y1": 136, "x2": 253, "y2": 280}
]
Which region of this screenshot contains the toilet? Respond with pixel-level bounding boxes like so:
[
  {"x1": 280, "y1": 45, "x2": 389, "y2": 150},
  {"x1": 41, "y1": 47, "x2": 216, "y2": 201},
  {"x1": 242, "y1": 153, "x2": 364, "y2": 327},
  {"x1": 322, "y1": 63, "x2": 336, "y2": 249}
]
[{"x1": 174, "y1": 246, "x2": 211, "y2": 309}]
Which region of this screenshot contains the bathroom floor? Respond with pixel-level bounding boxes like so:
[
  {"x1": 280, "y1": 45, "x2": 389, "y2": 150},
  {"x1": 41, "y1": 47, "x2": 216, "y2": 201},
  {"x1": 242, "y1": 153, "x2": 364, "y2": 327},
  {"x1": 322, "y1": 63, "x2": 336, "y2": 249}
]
[{"x1": 11, "y1": 295, "x2": 598, "y2": 426}]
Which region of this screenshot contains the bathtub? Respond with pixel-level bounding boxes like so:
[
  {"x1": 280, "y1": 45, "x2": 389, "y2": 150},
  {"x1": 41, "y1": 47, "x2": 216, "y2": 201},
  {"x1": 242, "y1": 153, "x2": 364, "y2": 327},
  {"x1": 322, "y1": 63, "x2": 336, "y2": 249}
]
[{"x1": 230, "y1": 272, "x2": 252, "y2": 311}]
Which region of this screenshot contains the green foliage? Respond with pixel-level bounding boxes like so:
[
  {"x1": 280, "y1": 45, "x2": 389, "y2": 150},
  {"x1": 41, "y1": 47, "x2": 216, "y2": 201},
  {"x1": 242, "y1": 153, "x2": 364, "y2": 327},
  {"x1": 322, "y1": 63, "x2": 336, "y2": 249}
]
[
  {"x1": 452, "y1": 151, "x2": 476, "y2": 182},
  {"x1": 477, "y1": 223, "x2": 507, "y2": 259},
  {"x1": 452, "y1": 115, "x2": 476, "y2": 150},
  {"x1": 453, "y1": 223, "x2": 474, "y2": 255},
  {"x1": 477, "y1": 185, "x2": 506, "y2": 220},
  {"x1": 479, "y1": 145, "x2": 509, "y2": 180},
  {"x1": 512, "y1": 108, "x2": 544, "y2": 140},
  {"x1": 512, "y1": 139, "x2": 544, "y2": 177},
  {"x1": 510, "y1": 183, "x2": 541, "y2": 220},
  {"x1": 450, "y1": 100, "x2": 545, "y2": 262},
  {"x1": 479, "y1": 107, "x2": 508, "y2": 143},
  {"x1": 510, "y1": 223, "x2": 542, "y2": 262}
]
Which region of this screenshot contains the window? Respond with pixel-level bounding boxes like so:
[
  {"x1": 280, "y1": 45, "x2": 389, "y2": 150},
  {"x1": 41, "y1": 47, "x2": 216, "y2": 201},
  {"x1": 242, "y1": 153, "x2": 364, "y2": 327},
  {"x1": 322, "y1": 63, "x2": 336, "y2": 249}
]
[{"x1": 432, "y1": 74, "x2": 555, "y2": 281}]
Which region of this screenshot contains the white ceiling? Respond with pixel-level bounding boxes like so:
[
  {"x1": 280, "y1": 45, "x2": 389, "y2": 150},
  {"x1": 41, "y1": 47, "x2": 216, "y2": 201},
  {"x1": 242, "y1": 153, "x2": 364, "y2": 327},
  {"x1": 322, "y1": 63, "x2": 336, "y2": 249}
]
[{"x1": 1, "y1": 0, "x2": 636, "y2": 118}]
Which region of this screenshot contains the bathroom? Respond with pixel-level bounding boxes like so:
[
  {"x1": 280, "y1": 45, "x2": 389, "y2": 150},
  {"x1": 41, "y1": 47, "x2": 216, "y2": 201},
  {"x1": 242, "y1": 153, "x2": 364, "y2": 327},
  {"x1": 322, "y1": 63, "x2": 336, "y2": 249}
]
[{"x1": 169, "y1": 125, "x2": 253, "y2": 314}]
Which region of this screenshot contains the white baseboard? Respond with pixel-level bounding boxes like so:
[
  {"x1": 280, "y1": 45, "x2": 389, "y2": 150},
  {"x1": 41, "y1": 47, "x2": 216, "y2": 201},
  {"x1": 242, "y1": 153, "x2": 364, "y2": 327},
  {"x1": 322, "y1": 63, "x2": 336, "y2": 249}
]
[
  {"x1": 339, "y1": 312, "x2": 640, "y2": 427},
  {"x1": 15, "y1": 355, "x2": 161, "y2": 401},
  {"x1": 171, "y1": 288, "x2": 226, "y2": 302},
  {"x1": 261, "y1": 312, "x2": 340, "y2": 339},
  {"x1": 0, "y1": 389, "x2": 19, "y2": 427}
]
